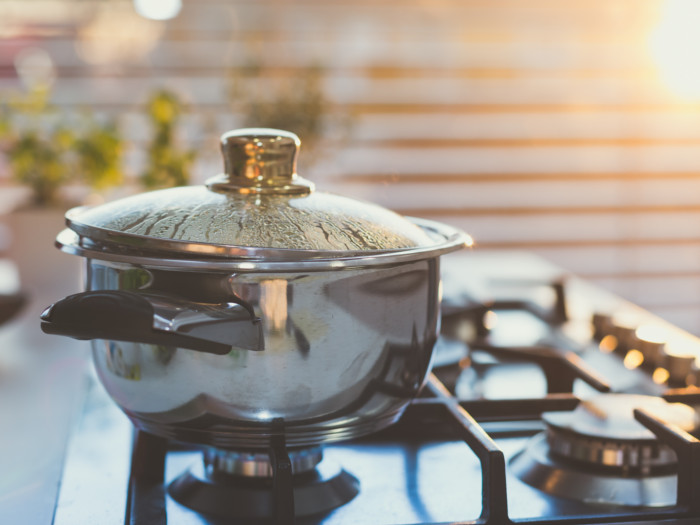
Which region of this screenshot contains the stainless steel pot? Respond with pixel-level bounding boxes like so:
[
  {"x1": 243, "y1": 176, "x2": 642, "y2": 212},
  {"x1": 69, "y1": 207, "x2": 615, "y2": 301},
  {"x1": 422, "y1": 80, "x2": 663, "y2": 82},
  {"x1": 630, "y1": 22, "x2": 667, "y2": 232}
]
[{"x1": 41, "y1": 128, "x2": 470, "y2": 449}]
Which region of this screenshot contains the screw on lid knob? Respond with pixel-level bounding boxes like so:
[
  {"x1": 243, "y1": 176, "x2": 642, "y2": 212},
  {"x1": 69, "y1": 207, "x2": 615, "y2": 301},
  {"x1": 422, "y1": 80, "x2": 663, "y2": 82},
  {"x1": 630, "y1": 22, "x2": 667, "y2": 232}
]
[{"x1": 206, "y1": 128, "x2": 314, "y2": 195}]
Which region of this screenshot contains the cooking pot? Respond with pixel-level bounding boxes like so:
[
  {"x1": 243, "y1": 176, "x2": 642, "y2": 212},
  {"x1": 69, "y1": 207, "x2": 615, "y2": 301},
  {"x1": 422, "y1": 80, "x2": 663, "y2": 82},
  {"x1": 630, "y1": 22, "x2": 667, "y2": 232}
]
[{"x1": 41, "y1": 128, "x2": 470, "y2": 449}]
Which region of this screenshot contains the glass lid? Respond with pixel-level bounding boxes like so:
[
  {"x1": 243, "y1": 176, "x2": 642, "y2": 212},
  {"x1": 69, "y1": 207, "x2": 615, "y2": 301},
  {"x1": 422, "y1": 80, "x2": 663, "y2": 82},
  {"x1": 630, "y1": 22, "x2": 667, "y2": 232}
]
[{"x1": 65, "y1": 128, "x2": 440, "y2": 259}]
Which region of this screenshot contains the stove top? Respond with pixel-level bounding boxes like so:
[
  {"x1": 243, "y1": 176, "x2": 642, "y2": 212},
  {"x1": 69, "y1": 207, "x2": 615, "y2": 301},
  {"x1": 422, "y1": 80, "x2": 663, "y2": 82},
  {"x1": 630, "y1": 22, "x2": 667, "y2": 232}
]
[{"x1": 8, "y1": 251, "x2": 700, "y2": 524}]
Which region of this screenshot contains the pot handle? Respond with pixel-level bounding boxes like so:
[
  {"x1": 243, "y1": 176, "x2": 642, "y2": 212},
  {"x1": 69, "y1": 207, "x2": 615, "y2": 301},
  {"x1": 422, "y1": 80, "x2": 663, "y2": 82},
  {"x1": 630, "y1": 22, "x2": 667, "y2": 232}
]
[{"x1": 40, "y1": 290, "x2": 263, "y2": 355}]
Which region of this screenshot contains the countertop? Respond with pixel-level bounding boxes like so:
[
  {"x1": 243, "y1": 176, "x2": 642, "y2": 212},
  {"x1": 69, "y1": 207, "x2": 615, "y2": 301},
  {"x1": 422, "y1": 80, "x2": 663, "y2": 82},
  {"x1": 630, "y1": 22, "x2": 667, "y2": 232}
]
[{"x1": 0, "y1": 209, "x2": 89, "y2": 524}]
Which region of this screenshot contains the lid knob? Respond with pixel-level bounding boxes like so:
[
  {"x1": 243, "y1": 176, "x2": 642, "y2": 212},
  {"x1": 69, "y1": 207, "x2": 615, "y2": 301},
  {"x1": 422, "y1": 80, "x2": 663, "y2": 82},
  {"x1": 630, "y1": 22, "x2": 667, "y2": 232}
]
[{"x1": 207, "y1": 128, "x2": 314, "y2": 195}]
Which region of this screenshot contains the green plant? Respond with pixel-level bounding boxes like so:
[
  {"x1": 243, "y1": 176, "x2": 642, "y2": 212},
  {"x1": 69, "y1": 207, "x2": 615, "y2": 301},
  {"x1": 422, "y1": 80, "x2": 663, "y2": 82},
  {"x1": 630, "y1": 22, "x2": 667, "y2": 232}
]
[
  {"x1": 140, "y1": 90, "x2": 196, "y2": 189},
  {"x1": 0, "y1": 88, "x2": 122, "y2": 206},
  {"x1": 74, "y1": 117, "x2": 122, "y2": 191}
]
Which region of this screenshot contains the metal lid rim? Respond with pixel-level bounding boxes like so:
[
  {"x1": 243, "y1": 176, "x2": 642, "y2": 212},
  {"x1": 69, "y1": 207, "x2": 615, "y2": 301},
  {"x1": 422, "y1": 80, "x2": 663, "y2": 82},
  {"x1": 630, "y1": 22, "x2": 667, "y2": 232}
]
[{"x1": 56, "y1": 218, "x2": 472, "y2": 272}]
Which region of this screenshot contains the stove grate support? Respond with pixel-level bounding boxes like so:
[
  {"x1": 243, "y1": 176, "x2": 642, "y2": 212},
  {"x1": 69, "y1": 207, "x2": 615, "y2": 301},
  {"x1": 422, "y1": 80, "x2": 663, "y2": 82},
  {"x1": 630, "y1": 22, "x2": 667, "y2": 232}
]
[
  {"x1": 470, "y1": 343, "x2": 611, "y2": 395},
  {"x1": 270, "y1": 432, "x2": 295, "y2": 525},
  {"x1": 126, "y1": 430, "x2": 168, "y2": 525},
  {"x1": 634, "y1": 407, "x2": 700, "y2": 515},
  {"x1": 418, "y1": 376, "x2": 700, "y2": 525},
  {"x1": 426, "y1": 374, "x2": 512, "y2": 524}
]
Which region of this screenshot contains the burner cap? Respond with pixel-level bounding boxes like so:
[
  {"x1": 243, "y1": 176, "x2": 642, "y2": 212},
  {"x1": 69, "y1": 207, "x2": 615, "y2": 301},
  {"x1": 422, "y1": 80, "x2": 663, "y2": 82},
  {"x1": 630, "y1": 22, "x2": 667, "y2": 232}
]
[
  {"x1": 544, "y1": 394, "x2": 697, "y2": 441},
  {"x1": 542, "y1": 394, "x2": 698, "y2": 471}
]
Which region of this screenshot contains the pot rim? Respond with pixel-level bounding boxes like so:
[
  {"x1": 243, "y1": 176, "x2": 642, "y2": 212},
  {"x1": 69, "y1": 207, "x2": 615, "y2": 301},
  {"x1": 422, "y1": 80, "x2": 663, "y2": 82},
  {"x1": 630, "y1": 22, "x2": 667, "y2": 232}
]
[
  {"x1": 65, "y1": 205, "x2": 462, "y2": 259},
  {"x1": 57, "y1": 217, "x2": 472, "y2": 272}
]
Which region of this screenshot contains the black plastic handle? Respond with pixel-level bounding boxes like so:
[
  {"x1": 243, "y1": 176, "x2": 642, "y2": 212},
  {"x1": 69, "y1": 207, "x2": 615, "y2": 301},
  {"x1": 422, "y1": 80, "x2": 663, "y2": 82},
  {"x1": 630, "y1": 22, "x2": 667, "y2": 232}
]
[{"x1": 41, "y1": 290, "x2": 238, "y2": 355}]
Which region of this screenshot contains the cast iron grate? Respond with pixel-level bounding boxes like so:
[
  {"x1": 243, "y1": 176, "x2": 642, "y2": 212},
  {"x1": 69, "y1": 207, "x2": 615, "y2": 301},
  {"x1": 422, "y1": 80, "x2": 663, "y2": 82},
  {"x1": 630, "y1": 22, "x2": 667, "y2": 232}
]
[{"x1": 125, "y1": 376, "x2": 700, "y2": 525}]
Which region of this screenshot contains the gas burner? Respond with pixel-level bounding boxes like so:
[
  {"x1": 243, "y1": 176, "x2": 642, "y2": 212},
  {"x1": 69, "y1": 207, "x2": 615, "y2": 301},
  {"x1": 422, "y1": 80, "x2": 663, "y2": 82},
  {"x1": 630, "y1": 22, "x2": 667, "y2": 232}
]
[
  {"x1": 543, "y1": 395, "x2": 696, "y2": 473},
  {"x1": 169, "y1": 445, "x2": 359, "y2": 520},
  {"x1": 511, "y1": 394, "x2": 699, "y2": 507}
]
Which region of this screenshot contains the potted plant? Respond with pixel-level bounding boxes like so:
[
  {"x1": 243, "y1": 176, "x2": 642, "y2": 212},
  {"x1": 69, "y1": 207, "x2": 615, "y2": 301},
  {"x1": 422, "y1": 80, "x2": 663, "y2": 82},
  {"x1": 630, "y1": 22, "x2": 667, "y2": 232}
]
[
  {"x1": 0, "y1": 88, "x2": 123, "y2": 298},
  {"x1": 0, "y1": 87, "x2": 123, "y2": 208},
  {"x1": 139, "y1": 89, "x2": 196, "y2": 190}
]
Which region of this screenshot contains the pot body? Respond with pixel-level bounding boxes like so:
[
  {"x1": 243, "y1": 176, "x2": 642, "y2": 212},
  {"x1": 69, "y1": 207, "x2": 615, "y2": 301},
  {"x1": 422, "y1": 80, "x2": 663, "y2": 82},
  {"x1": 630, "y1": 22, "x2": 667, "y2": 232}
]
[{"x1": 85, "y1": 257, "x2": 441, "y2": 449}]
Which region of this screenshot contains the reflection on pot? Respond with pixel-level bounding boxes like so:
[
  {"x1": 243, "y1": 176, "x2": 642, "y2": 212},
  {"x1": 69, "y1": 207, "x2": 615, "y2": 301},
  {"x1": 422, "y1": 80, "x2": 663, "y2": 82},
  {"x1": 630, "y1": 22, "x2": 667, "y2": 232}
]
[
  {"x1": 260, "y1": 278, "x2": 288, "y2": 333},
  {"x1": 105, "y1": 341, "x2": 141, "y2": 380}
]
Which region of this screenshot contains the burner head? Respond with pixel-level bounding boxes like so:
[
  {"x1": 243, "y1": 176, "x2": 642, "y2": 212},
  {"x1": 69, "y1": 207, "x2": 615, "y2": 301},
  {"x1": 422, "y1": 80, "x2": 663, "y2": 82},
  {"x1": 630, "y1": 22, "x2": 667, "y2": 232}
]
[
  {"x1": 543, "y1": 394, "x2": 698, "y2": 473},
  {"x1": 169, "y1": 446, "x2": 359, "y2": 519},
  {"x1": 204, "y1": 446, "x2": 323, "y2": 478}
]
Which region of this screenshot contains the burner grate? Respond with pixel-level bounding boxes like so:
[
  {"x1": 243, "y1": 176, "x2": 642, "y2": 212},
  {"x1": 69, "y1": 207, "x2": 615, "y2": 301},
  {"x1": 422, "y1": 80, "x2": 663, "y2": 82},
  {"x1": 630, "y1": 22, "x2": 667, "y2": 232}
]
[
  {"x1": 126, "y1": 431, "x2": 167, "y2": 525},
  {"x1": 634, "y1": 406, "x2": 700, "y2": 515},
  {"x1": 123, "y1": 378, "x2": 700, "y2": 524}
]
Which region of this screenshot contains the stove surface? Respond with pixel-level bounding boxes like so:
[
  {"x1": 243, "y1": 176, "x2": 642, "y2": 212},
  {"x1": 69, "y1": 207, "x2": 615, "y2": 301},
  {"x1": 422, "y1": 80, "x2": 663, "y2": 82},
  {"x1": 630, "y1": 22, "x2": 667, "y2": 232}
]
[{"x1": 51, "y1": 376, "x2": 700, "y2": 525}]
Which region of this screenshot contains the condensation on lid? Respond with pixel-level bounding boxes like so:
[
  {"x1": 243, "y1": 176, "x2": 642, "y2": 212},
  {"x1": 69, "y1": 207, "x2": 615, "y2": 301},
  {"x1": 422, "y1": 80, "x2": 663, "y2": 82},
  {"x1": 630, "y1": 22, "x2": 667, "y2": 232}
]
[{"x1": 68, "y1": 185, "x2": 435, "y2": 253}]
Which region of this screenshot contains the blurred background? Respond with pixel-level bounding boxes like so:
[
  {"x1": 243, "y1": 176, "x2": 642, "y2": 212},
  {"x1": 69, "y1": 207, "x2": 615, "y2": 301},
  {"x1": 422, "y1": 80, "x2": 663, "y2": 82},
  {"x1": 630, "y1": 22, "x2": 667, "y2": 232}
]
[{"x1": 2, "y1": 0, "x2": 700, "y2": 334}]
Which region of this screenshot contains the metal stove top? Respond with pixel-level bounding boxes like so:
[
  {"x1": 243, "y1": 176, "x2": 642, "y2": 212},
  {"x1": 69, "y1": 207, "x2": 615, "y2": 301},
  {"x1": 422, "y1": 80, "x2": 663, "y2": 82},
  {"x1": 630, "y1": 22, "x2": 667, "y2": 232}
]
[{"x1": 6, "y1": 251, "x2": 700, "y2": 524}]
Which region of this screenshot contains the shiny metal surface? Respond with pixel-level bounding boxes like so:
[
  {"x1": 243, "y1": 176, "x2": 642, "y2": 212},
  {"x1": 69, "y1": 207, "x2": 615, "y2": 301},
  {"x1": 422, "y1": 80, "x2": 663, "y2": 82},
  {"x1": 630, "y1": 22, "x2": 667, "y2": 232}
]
[
  {"x1": 170, "y1": 455, "x2": 360, "y2": 519},
  {"x1": 511, "y1": 433, "x2": 677, "y2": 507},
  {"x1": 544, "y1": 426, "x2": 678, "y2": 472},
  {"x1": 86, "y1": 256, "x2": 442, "y2": 448},
  {"x1": 207, "y1": 128, "x2": 314, "y2": 195},
  {"x1": 59, "y1": 216, "x2": 470, "y2": 269},
  {"x1": 203, "y1": 446, "x2": 323, "y2": 477},
  {"x1": 148, "y1": 292, "x2": 262, "y2": 351}
]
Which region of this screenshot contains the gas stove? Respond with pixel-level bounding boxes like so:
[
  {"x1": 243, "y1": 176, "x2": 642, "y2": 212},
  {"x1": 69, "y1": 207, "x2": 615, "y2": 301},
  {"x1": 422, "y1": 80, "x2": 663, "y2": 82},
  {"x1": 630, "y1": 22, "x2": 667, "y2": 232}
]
[{"x1": 16, "y1": 251, "x2": 700, "y2": 524}]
